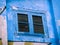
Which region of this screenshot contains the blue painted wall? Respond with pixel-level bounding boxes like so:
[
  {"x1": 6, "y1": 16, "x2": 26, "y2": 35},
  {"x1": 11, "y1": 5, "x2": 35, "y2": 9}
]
[
  {"x1": 0, "y1": 0, "x2": 60, "y2": 45},
  {"x1": 52, "y1": 0, "x2": 60, "y2": 44},
  {"x1": 6, "y1": 0, "x2": 49, "y2": 41},
  {"x1": 6, "y1": 0, "x2": 57, "y2": 44}
]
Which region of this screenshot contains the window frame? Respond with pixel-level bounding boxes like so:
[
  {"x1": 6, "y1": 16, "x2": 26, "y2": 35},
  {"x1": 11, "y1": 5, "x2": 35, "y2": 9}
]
[
  {"x1": 31, "y1": 13, "x2": 45, "y2": 36},
  {"x1": 16, "y1": 11, "x2": 48, "y2": 38},
  {"x1": 17, "y1": 13, "x2": 29, "y2": 32},
  {"x1": 32, "y1": 15, "x2": 44, "y2": 34}
]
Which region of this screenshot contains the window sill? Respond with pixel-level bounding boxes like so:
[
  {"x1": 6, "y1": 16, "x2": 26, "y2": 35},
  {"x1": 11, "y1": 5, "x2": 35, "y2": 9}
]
[{"x1": 15, "y1": 32, "x2": 44, "y2": 38}]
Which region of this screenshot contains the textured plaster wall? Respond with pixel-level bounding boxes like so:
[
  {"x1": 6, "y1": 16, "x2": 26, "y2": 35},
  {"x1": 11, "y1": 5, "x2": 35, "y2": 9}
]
[
  {"x1": 52, "y1": 0, "x2": 60, "y2": 40},
  {"x1": 0, "y1": 15, "x2": 7, "y2": 45}
]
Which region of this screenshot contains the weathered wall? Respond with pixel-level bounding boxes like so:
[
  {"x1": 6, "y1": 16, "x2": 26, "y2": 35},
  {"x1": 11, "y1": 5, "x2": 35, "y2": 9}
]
[
  {"x1": 13, "y1": 42, "x2": 48, "y2": 45},
  {"x1": 0, "y1": 15, "x2": 7, "y2": 45},
  {"x1": 0, "y1": 0, "x2": 7, "y2": 45},
  {"x1": 52, "y1": 0, "x2": 60, "y2": 43},
  {"x1": 0, "y1": 16, "x2": 2, "y2": 40},
  {"x1": 0, "y1": 15, "x2": 3, "y2": 45},
  {"x1": 6, "y1": 0, "x2": 57, "y2": 45}
]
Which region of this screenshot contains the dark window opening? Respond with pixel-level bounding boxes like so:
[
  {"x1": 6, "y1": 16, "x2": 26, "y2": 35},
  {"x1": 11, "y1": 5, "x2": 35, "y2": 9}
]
[
  {"x1": 18, "y1": 13, "x2": 29, "y2": 32},
  {"x1": 32, "y1": 15, "x2": 44, "y2": 34}
]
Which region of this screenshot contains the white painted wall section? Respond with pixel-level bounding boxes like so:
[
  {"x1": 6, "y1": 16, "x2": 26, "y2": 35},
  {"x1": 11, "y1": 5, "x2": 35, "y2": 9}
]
[
  {"x1": 13, "y1": 42, "x2": 48, "y2": 45},
  {"x1": 0, "y1": 15, "x2": 7, "y2": 45}
]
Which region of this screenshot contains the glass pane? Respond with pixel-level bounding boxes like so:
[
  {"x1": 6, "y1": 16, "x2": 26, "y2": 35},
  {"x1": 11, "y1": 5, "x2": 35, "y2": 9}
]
[
  {"x1": 34, "y1": 25, "x2": 44, "y2": 34},
  {"x1": 18, "y1": 13, "x2": 28, "y2": 22},
  {"x1": 18, "y1": 23, "x2": 29, "y2": 32},
  {"x1": 17, "y1": 13, "x2": 29, "y2": 32},
  {"x1": 33, "y1": 15, "x2": 42, "y2": 24},
  {"x1": 32, "y1": 15, "x2": 44, "y2": 34}
]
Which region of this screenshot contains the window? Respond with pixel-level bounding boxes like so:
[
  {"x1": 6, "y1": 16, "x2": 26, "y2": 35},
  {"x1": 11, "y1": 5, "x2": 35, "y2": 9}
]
[
  {"x1": 17, "y1": 13, "x2": 44, "y2": 35},
  {"x1": 17, "y1": 13, "x2": 29, "y2": 32},
  {"x1": 32, "y1": 15, "x2": 44, "y2": 34}
]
